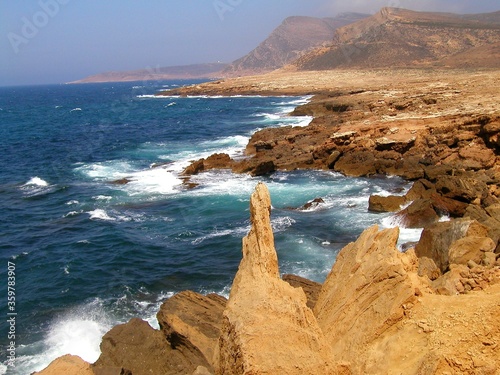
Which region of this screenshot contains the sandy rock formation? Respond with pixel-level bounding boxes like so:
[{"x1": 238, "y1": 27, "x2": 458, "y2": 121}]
[
  {"x1": 282, "y1": 273, "x2": 322, "y2": 309},
  {"x1": 33, "y1": 354, "x2": 94, "y2": 375},
  {"x1": 314, "y1": 222, "x2": 500, "y2": 374},
  {"x1": 157, "y1": 290, "x2": 227, "y2": 370},
  {"x1": 415, "y1": 219, "x2": 491, "y2": 273},
  {"x1": 214, "y1": 183, "x2": 335, "y2": 374},
  {"x1": 93, "y1": 317, "x2": 208, "y2": 375},
  {"x1": 368, "y1": 194, "x2": 406, "y2": 212},
  {"x1": 314, "y1": 225, "x2": 425, "y2": 373}
]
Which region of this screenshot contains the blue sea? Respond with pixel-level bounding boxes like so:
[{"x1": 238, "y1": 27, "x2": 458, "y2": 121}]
[{"x1": 0, "y1": 80, "x2": 421, "y2": 374}]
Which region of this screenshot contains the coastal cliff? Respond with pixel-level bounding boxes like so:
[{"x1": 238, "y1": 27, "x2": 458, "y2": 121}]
[
  {"x1": 37, "y1": 67, "x2": 500, "y2": 375},
  {"x1": 36, "y1": 181, "x2": 500, "y2": 374}
]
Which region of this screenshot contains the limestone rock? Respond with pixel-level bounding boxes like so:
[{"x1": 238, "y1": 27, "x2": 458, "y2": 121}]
[
  {"x1": 298, "y1": 197, "x2": 325, "y2": 211},
  {"x1": 464, "y1": 204, "x2": 500, "y2": 246},
  {"x1": 458, "y1": 143, "x2": 496, "y2": 170},
  {"x1": 157, "y1": 291, "x2": 227, "y2": 369},
  {"x1": 182, "y1": 154, "x2": 233, "y2": 176},
  {"x1": 405, "y1": 179, "x2": 435, "y2": 200},
  {"x1": 94, "y1": 317, "x2": 206, "y2": 375},
  {"x1": 393, "y1": 198, "x2": 439, "y2": 228},
  {"x1": 375, "y1": 136, "x2": 415, "y2": 153},
  {"x1": 326, "y1": 150, "x2": 341, "y2": 168},
  {"x1": 334, "y1": 151, "x2": 377, "y2": 176},
  {"x1": 282, "y1": 274, "x2": 322, "y2": 309},
  {"x1": 435, "y1": 175, "x2": 489, "y2": 203},
  {"x1": 429, "y1": 192, "x2": 469, "y2": 217},
  {"x1": 415, "y1": 219, "x2": 489, "y2": 272},
  {"x1": 448, "y1": 236, "x2": 496, "y2": 266},
  {"x1": 214, "y1": 183, "x2": 334, "y2": 374},
  {"x1": 34, "y1": 354, "x2": 94, "y2": 375},
  {"x1": 368, "y1": 194, "x2": 406, "y2": 212},
  {"x1": 183, "y1": 159, "x2": 205, "y2": 176},
  {"x1": 418, "y1": 256, "x2": 441, "y2": 280},
  {"x1": 314, "y1": 225, "x2": 421, "y2": 374}
]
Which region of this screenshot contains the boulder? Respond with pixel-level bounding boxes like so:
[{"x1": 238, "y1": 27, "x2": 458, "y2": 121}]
[
  {"x1": 435, "y1": 175, "x2": 489, "y2": 203},
  {"x1": 374, "y1": 136, "x2": 415, "y2": 153},
  {"x1": 250, "y1": 160, "x2": 275, "y2": 176},
  {"x1": 326, "y1": 150, "x2": 341, "y2": 168},
  {"x1": 94, "y1": 318, "x2": 206, "y2": 375},
  {"x1": 404, "y1": 179, "x2": 435, "y2": 201},
  {"x1": 254, "y1": 140, "x2": 274, "y2": 152},
  {"x1": 448, "y1": 236, "x2": 496, "y2": 266},
  {"x1": 418, "y1": 257, "x2": 441, "y2": 280},
  {"x1": 298, "y1": 197, "x2": 325, "y2": 211},
  {"x1": 429, "y1": 192, "x2": 469, "y2": 217},
  {"x1": 334, "y1": 151, "x2": 377, "y2": 176},
  {"x1": 393, "y1": 199, "x2": 439, "y2": 228},
  {"x1": 314, "y1": 225, "x2": 422, "y2": 374},
  {"x1": 415, "y1": 219, "x2": 489, "y2": 273},
  {"x1": 157, "y1": 291, "x2": 227, "y2": 369},
  {"x1": 203, "y1": 153, "x2": 232, "y2": 170},
  {"x1": 34, "y1": 354, "x2": 93, "y2": 375},
  {"x1": 464, "y1": 204, "x2": 500, "y2": 246},
  {"x1": 368, "y1": 194, "x2": 406, "y2": 212},
  {"x1": 423, "y1": 165, "x2": 453, "y2": 182},
  {"x1": 431, "y1": 264, "x2": 469, "y2": 295},
  {"x1": 458, "y1": 143, "x2": 496, "y2": 170},
  {"x1": 183, "y1": 159, "x2": 205, "y2": 176},
  {"x1": 214, "y1": 183, "x2": 335, "y2": 374}
]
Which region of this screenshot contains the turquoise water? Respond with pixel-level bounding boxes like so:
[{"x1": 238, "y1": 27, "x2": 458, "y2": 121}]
[{"x1": 0, "y1": 81, "x2": 418, "y2": 374}]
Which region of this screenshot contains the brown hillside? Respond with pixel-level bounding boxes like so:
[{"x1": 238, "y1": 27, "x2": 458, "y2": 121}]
[
  {"x1": 293, "y1": 7, "x2": 500, "y2": 70},
  {"x1": 223, "y1": 13, "x2": 368, "y2": 76}
]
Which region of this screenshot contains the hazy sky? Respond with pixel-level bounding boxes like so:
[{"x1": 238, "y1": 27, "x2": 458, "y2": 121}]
[{"x1": 1, "y1": 0, "x2": 499, "y2": 86}]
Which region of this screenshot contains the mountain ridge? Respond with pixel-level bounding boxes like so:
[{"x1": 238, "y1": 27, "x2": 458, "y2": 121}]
[
  {"x1": 291, "y1": 7, "x2": 500, "y2": 70},
  {"x1": 222, "y1": 13, "x2": 369, "y2": 76}
]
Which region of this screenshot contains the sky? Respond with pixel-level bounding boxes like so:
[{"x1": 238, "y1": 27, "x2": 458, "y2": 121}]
[{"x1": 1, "y1": 0, "x2": 499, "y2": 86}]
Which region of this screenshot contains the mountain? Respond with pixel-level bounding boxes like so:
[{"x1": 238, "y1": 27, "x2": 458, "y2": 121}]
[
  {"x1": 292, "y1": 8, "x2": 500, "y2": 70},
  {"x1": 222, "y1": 13, "x2": 369, "y2": 76},
  {"x1": 69, "y1": 63, "x2": 228, "y2": 84},
  {"x1": 70, "y1": 13, "x2": 368, "y2": 84}
]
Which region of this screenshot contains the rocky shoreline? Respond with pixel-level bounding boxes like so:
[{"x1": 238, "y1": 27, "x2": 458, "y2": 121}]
[{"x1": 37, "y1": 69, "x2": 500, "y2": 374}]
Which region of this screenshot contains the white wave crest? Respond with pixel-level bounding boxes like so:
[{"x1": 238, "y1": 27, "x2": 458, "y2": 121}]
[
  {"x1": 14, "y1": 299, "x2": 112, "y2": 374},
  {"x1": 88, "y1": 209, "x2": 115, "y2": 221},
  {"x1": 124, "y1": 168, "x2": 183, "y2": 196},
  {"x1": 271, "y1": 216, "x2": 296, "y2": 232},
  {"x1": 24, "y1": 177, "x2": 48, "y2": 187}
]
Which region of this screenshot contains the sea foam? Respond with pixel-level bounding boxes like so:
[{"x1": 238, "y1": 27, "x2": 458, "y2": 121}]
[{"x1": 24, "y1": 176, "x2": 48, "y2": 187}]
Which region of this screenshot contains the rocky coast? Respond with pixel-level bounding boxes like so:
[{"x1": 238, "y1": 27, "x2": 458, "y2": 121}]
[{"x1": 37, "y1": 69, "x2": 500, "y2": 374}]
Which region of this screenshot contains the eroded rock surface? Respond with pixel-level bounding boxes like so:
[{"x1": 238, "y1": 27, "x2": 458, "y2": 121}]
[
  {"x1": 314, "y1": 225, "x2": 424, "y2": 373},
  {"x1": 157, "y1": 290, "x2": 227, "y2": 370},
  {"x1": 33, "y1": 355, "x2": 95, "y2": 375},
  {"x1": 214, "y1": 183, "x2": 335, "y2": 375},
  {"x1": 93, "y1": 317, "x2": 207, "y2": 375}
]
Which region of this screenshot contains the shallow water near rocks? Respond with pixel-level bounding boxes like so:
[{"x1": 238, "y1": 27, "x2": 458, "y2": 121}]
[{"x1": 0, "y1": 81, "x2": 420, "y2": 374}]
